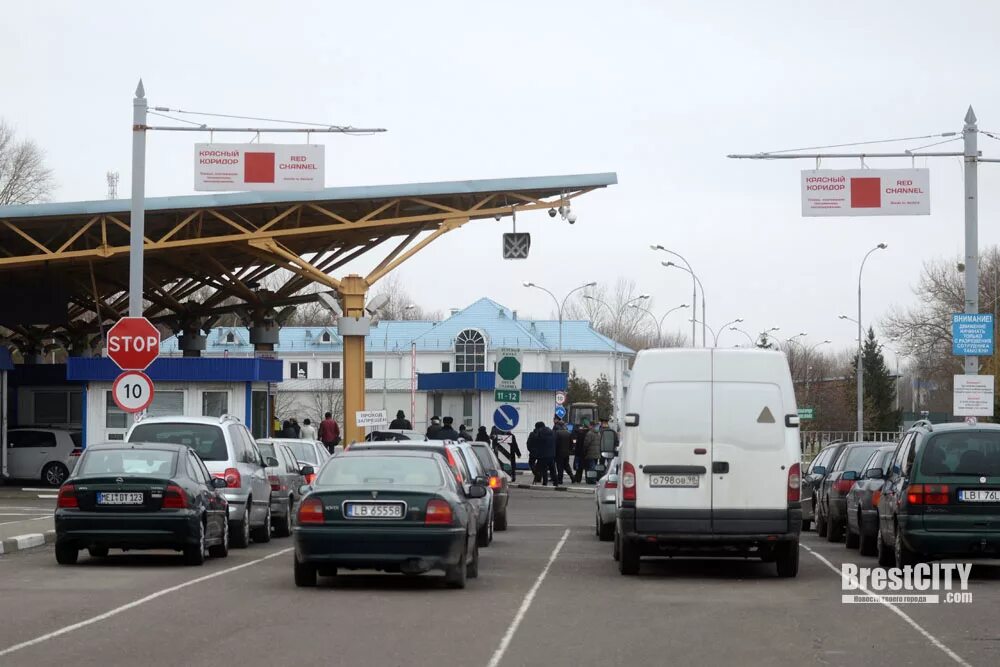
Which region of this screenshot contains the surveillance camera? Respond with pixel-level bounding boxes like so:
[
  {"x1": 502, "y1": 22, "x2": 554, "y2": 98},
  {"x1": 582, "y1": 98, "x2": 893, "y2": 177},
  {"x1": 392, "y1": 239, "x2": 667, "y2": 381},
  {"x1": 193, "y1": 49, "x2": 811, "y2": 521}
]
[
  {"x1": 567, "y1": 212, "x2": 578, "y2": 224},
  {"x1": 494, "y1": 214, "x2": 502, "y2": 221}
]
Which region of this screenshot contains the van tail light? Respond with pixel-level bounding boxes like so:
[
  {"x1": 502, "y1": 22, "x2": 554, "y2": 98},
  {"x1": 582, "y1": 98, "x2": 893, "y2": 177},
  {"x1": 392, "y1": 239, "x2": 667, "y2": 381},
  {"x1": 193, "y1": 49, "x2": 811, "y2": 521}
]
[
  {"x1": 908, "y1": 484, "x2": 950, "y2": 505},
  {"x1": 162, "y1": 484, "x2": 187, "y2": 509},
  {"x1": 488, "y1": 476, "x2": 500, "y2": 489},
  {"x1": 213, "y1": 467, "x2": 241, "y2": 489},
  {"x1": 268, "y1": 475, "x2": 284, "y2": 492},
  {"x1": 297, "y1": 497, "x2": 325, "y2": 524},
  {"x1": 425, "y1": 499, "x2": 453, "y2": 525},
  {"x1": 622, "y1": 462, "x2": 637, "y2": 502},
  {"x1": 787, "y1": 463, "x2": 801, "y2": 503},
  {"x1": 57, "y1": 484, "x2": 78, "y2": 508},
  {"x1": 833, "y1": 478, "x2": 855, "y2": 495}
]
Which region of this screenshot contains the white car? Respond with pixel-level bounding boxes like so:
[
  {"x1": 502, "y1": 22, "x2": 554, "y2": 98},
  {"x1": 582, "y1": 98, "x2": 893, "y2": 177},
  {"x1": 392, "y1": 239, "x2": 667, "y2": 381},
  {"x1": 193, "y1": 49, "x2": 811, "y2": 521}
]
[
  {"x1": 6, "y1": 428, "x2": 82, "y2": 486},
  {"x1": 616, "y1": 348, "x2": 802, "y2": 578}
]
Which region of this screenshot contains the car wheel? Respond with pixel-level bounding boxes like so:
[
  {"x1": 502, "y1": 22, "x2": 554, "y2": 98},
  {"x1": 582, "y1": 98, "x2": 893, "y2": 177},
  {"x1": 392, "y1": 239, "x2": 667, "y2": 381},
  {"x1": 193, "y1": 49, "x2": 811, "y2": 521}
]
[
  {"x1": 294, "y1": 554, "x2": 317, "y2": 587},
  {"x1": 230, "y1": 505, "x2": 251, "y2": 549},
  {"x1": 816, "y1": 507, "x2": 828, "y2": 537},
  {"x1": 619, "y1": 536, "x2": 640, "y2": 575},
  {"x1": 877, "y1": 524, "x2": 895, "y2": 567},
  {"x1": 775, "y1": 541, "x2": 799, "y2": 578},
  {"x1": 445, "y1": 541, "x2": 468, "y2": 589},
  {"x1": 273, "y1": 500, "x2": 293, "y2": 538},
  {"x1": 494, "y1": 510, "x2": 507, "y2": 532},
  {"x1": 595, "y1": 511, "x2": 601, "y2": 538},
  {"x1": 598, "y1": 515, "x2": 615, "y2": 542},
  {"x1": 468, "y1": 542, "x2": 480, "y2": 579},
  {"x1": 183, "y1": 519, "x2": 207, "y2": 566},
  {"x1": 88, "y1": 546, "x2": 109, "y2": 558},
  {"x1": 613, "y1": 529, "x2": 621, "y2": 562},
  {"x1": 476, "y1": 518, "x2": 491, "y2": 548},
  {"x1": 801, "y1": 519, "x2": 811, "y2": 532},
  {"x1": 894, "y1": 526, "x2": 919, "y2": 567},
  {"x1": 55, "y1": 542, "x2": 78, "y2": 565},
  {"x1": 209, "y1": 518, "x2": 229, "y2": 558},
  {"x1": 845, "y1": 520, "x2": 860, "y2": 549},
  {"x1": 42, "y1": 462, "x2": 69, "y2": 488},
  {"x1": 826, "y1": 511, "x2": 843, "y2": 542},
  {"x1": 251, "y1": 505, "x2": 272, "y2": 543},
  {"x1": 859, "y1": 516, "x2": 878, "y2": 557}
]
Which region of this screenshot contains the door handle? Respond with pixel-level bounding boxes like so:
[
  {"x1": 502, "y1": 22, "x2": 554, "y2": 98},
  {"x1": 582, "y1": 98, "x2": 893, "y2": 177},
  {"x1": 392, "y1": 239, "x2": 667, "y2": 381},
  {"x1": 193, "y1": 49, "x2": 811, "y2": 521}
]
[{"x1": 712, "y1": 462, "x2": 729, "y2": 474}]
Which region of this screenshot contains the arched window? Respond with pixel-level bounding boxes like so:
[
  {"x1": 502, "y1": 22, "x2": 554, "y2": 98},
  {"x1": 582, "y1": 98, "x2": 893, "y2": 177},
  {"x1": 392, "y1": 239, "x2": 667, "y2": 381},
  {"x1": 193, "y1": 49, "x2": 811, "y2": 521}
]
[
  {"x1": 454, "y1": 329, "x2": 486, "y2": 372},
  {"x1": 225, "y1": 332, "x2": 235, "y2": 344},
  {"x1": 321, "y1": 331, "x2": 332, "y2": 343}
]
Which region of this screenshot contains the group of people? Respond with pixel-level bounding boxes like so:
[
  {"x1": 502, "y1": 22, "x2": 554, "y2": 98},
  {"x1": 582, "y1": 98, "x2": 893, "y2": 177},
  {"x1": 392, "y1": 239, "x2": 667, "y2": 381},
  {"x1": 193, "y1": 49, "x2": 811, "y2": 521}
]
[
  {"x1": 425, "y1": 415, "x2": 492, "y2": 444},
  {"x1": 275, "y1": 412, "x2": 343, "y2": 454},
  {"x1": 526, "y1": 417, "x2": 616, "y2": 486}
]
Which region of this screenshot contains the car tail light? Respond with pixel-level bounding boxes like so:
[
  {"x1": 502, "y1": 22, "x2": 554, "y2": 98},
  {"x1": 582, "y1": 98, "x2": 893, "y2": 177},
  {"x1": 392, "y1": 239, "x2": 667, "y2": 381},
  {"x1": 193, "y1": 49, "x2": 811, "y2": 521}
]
[
  {"x1": 69, "y1": 447, "x2": 83, "y2": 458},
  {"x1": 56, "y1": 484, "x2": 78, "y2": 508},
  {"x1": 605, "y1": 481, "x2": 619, "y2": 489},
  {"x1": 268, "y1": 475, "x2": 284, "y2": 492},
  {"x1": 908, "y1": 484, "x2": 950, "y2": 505},
  {"x1": 872, "y1": 490, "x2": 882, "y2": 507},
  {"x1": 162, "y1": 484, "x2": 187, "y2": 509},
  {"x1": 425, "y1": 499, "x2": 453, "y2": 525},
  {"x1": 834, "y1": 477, "x2": 855, "y2": 495},
  {"x1": 489, "y1": 475, "x2": 500, "y2": 489},
  {"x1": 304, "y1": 472, "x2": 317, "y2": 485},
  {"x1": 213, "y1": 467, "x2": 241, "y2": 489},
  {"x1": 622, "y1": 462, "x2": 637, "y2": 502},
  {"x1": 787, "y1": 462, "x2": 801, "y2": 503},
  {"x1": 297, "y1": 497, "x2": 324, "y2": 524}
]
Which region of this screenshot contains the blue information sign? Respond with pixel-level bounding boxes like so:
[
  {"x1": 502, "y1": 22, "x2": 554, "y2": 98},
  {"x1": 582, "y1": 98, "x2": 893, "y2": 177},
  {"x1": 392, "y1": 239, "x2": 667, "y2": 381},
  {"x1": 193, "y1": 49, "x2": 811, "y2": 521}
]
[
  {"x1": 554, "y1": 405, "x2": 567, "y2": 419},
  {"x1": 493, "y1": 405, "x2": 519, "y2": 431},
  {"x1": 952, "y1": 313, "x2": 995, "y2": 356}
]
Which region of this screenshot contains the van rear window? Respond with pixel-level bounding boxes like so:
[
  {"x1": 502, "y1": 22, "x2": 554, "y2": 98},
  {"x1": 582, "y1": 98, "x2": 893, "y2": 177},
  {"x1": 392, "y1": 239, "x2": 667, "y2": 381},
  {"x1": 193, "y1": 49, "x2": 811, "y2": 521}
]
[{"x1": 921, "y1": 432, "x2": 1000, "y2": 476}]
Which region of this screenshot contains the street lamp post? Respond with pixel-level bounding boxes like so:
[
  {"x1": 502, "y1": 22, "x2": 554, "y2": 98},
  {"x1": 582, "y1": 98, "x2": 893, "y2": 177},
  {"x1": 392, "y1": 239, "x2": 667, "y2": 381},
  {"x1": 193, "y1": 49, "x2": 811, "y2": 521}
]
[
  {"x1": 652, "y1": 246, "x2": 701, "y2": 346},
  {"x1": 584, "y1": 293, "x2": 649, "y2": 418},
  {"x1": 731, "y1": 327, "x2": 755, "y2": 346},
  {"x1": 758, "y1": 327, "x2": 780, "y2": 348},
  {"x1": 803, "y1": 340, "x2": 831, "y2": 401},
  {"x1": 382, "y1": 304, "x2": 414, "y2": 410},
  {"x1": 854, "y1": 243, "x2": 888, "y2": 439},
  {"x1": 629, "y1": 303, "x2": 689, "y2": 347},
  {"x1": 714, "y1": 318, "x2": 744, "y2": 347},
  {"x1": 524, "y1": 281, "x2": 598, "y2": 371},
  {"x1": 661, "y1": 261, "x2": 706, "y2": 347},
  {"x1": 689, "y1": 317, "x2": 717, "y2": 346}
]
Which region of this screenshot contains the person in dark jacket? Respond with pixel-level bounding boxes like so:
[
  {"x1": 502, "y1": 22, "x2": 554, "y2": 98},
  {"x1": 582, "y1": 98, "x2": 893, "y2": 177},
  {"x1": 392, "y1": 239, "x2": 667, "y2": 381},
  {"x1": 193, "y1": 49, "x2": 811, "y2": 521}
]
[
  {"x1": 426, "y1": 416, "x2": 442, "y2": 439},
  {"x1": 281, "y1": 419, "x2": 296, "y2": 439},
  {"x1": 476, "y1": 426, "x2": 491, "y2": 443},
  {"x1": 572, "y1": 419, "x2": 591, "y2": 483},
  {"x1": 531, "y1": 421, "x2": 558, "y2": 486},
  {"x1": 458, "y1": 424, "x2": 473, "y2": 441},
  {"x1": 389, "y1": 410, "x2": 412, "y2": 430},
  {"x1": 554, "y1": 420, "x2": 575, "y2": 485},
  {"x1": 431, "y1": 416, "x2": 461, "y2": 441}
]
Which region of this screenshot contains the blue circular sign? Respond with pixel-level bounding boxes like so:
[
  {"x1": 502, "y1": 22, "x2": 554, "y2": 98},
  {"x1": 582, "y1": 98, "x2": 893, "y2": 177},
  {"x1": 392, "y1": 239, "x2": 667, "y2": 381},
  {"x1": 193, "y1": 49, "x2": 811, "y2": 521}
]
[
  {"x1": 554, "y1": 405, "x2": 567, "y2": 419},
  {"x1": 493, "y1": 405, "x2": 519, "y2": 431}
]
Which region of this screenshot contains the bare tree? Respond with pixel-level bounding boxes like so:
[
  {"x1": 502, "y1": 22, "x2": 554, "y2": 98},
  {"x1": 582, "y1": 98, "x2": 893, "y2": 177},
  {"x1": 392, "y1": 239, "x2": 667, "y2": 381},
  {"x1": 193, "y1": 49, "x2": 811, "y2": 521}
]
[
  {"x1": 306, "y1": 381, "x2": 344, "y2": 423},
  {"x1": 0, "y1": 120, "x2": 55, "y2": 205},
  {"x1": 564, "y1": 277, "x2": 664, "y2": 350},
  {"x1": 368, "y1": 272, "x2": 441, "y2": 321}
]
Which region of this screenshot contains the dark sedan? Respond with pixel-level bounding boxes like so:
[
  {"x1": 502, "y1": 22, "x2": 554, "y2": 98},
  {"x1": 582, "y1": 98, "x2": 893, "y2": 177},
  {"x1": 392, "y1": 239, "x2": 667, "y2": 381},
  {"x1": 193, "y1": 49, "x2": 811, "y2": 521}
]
[
  {"x1": 801, "y1": 441, "x2": 849, "y2": 532},
  {"x1": 818, "y1": 442, "x2": 881, "y2": 542},
  {"x1": 469, "y1": 441, "x2": 510, "y2": 531},
  {"x1": 845, "y1": 445, "x2": 895, "y2": 555},
  {"x1": 293, "y1": 449, "x2": 485, "y2": 589},
  {"x1": 54, "y1": 442, "x2": 230, "y2": 566}
]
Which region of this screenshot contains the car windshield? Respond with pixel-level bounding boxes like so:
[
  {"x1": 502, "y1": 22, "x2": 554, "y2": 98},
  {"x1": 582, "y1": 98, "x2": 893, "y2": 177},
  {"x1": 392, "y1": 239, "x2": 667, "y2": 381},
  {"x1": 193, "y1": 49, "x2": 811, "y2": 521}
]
[
  {"x1": 470, "y1": 444, "x2": 495, "y2": 472},
  {"x1": 282, "y1": 441, "x2": 318, "y2": 464},
  {"x1": 128, "y1": 423, "x2": 227, "y2": 461},
  {"x1": 921, "y1": 432, "x2": 1000, "y2": 476},
  {"x1": 77, "y1": 449, "x2": 177, "y2": 477},
  {"x1": 841, "y1": 445, "x2": 880, "y2": 473},
  {"x1": 317, "y1": 456, "x2": 442, "y2": 487}
]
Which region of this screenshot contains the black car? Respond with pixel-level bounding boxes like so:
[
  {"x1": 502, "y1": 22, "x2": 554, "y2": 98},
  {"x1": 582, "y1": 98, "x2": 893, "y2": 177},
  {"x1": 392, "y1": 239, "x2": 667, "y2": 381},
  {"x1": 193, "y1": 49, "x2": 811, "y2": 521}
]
[
  {"x1": 468, "y1": 441, "x2": 510, "y2": 531},
  {"x1": 817, "y1": 442, "x2": 881, "y2": 542},
  {"x1": 54, "y1": 442, "x2": 230, "y2": 566},
  {"x1": 293, "y1": 449, "x2": 485, "y2": 589},
  {"x1": 801, "y1": 441, "x2": 849, "y2": 532},
  {"x1": 845, "y1": 445, "x2": 895, "y2": 555}
]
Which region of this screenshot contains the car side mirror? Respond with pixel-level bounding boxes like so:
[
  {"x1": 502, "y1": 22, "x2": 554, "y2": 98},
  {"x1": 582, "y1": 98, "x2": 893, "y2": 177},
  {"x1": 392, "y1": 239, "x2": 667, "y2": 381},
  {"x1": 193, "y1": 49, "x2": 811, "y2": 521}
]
[
  {"x1": 466, "y1": 484, "x2": 487, "y2": 499},
  {"x1": 300, "y1": 465, "x2": 315, "y2": 477},
  {"x1": 211, "y1": 477, "x2": 227, "y2": 489},
  {"x1": 624, "y1": 413, "x2": 639, "y2": 427},
  {"x1": 864, "y1": 468, "x2": 884, "y2": 480},
  {"x1": 842, "y1": 470, "x2": 859, "y2": 481},
  {"x1": 474, "y1": 475, "x2": 488, "y2": 487},
  {"x1": 265, "y1": 457, "x2": 279, "y2": 468},
  {"x1": 812, "y1": 465, "x2": 827, "y2": 476},
  {"x1": 500, "y1": 463, "x2": 513, "y2": 475}
]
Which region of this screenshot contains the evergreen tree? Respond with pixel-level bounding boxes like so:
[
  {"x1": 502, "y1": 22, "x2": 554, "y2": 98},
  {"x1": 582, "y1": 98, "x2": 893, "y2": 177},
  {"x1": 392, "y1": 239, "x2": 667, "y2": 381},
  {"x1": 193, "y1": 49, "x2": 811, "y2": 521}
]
[
  {"x1": 757, "y1": 333, "x2": 777, "y2": 350},
  {"x1": 565, "y1": 369, "x2": 593, "y2": 407},
  {"x1": 846, "y1": 328, "x2": 899, "y2": 431},
  {"x1": 592, "y1": 374, "x2": 614, "y2": 420}
]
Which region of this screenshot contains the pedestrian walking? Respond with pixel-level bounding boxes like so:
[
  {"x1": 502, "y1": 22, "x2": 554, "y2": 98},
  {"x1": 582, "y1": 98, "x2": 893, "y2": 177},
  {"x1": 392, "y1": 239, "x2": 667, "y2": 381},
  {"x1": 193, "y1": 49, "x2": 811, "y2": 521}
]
[
  {"x1": 281, "y1": 419, "x2": 296, "y2": 439},
  {"x1": 476, "y1": 426, "x2": 491, "y2": 443},
  {"x1": 583, "y1": 419, "x2": 603, "y2": 483},
  {"x1": 431, "y1": 416, "x2": 461, "y2": 441},
  {"x1": 526, "y1": 424, "x2": 539, "y2": 482},
  {"x1": 572, "y1": 418, "x2": 591, "y2": 483},
  {"x1": 426, "y1": 416, "x2": 442, "y2": 439},
  {"x1": 299, "y1": 418, "x2": 317, "y2": 441},
  {"x1": 290, "y1": 417, "x2": 301, "y2": 439},
  {"x1": 458, "y1": 424, "x2": 473, "y2": 441},
  {"x1": 389, "y1": 410, "x2": 412, "y2": 430},
  {"x1": 319, "y1": 412, "x2": 341, "y2": 453},
  {"x1": 532, "y1": 421, "x2": 558, "y2": 486},
  {"x1": 554, "y1": 419, "x2": 574, "y2": 485}
]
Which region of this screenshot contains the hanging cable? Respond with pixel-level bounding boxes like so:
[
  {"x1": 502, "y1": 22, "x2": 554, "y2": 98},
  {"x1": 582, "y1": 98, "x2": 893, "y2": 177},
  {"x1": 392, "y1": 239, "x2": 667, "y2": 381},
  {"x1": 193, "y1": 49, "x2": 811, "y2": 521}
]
[
  {"x1": 904, "y1": 136, "x2": 963, "y2": 153},
  {"x1": 152, "y1": 106, "x2": 379, "y2": 132},
  {"x1": 760, "y1": 131, "x2": 958, "y2": 155}
]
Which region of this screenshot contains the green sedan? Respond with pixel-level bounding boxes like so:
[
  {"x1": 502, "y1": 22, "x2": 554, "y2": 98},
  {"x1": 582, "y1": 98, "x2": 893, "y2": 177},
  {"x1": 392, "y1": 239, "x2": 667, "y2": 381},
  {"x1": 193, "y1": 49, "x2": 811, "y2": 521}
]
[{"x1": 293, "y1": 449, "x2": 486, "y2": 589}]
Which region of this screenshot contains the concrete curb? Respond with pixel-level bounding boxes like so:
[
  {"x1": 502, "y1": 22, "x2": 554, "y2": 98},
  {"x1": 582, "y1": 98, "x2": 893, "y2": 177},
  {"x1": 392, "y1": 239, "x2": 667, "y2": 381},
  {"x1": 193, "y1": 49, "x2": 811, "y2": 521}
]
[
  {"x1": 0, "y1": 530, "x2": 56, "y2": 555},
  {"x1": 514, "y1": 483, "x2": 592, "y2": 495}
]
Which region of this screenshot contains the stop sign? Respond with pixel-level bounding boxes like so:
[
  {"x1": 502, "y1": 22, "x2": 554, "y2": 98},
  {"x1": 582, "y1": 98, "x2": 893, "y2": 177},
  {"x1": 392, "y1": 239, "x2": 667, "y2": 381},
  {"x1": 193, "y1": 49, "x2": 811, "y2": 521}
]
[{"x1": 107, "y1": 317, "x2": 160, "y2": 370}]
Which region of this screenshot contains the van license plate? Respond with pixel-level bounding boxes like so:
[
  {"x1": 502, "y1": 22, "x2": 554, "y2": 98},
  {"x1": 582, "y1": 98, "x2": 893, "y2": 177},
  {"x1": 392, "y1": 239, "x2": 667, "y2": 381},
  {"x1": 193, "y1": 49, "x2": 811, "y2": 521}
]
[
  {"x1": 649, "y1": 474, "x2": 699, "y2": 488},
  {"x1": 958, "y1": 489, "x2": 1000, "y2": 502}
]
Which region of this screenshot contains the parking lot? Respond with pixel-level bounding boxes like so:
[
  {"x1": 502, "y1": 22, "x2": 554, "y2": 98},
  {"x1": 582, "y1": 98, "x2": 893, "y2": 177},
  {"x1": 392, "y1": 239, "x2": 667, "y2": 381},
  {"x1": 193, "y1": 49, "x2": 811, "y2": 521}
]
[{"x1": 0, "y1": 488, "x2": 994, "y2": 667}]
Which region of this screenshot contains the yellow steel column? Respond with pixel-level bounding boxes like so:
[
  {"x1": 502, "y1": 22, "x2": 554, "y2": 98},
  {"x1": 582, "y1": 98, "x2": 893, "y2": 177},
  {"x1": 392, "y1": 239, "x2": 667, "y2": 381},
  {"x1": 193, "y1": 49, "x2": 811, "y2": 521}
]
[{"x1": 338, "y1": 274, "x2": 369, "y2": 445}]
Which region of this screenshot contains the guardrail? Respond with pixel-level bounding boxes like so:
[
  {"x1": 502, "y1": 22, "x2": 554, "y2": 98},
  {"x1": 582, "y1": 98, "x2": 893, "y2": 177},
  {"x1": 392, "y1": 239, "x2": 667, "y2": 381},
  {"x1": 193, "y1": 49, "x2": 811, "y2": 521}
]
[{"x1": 800, "y1": 430, "x2": 901, "y2": 460}]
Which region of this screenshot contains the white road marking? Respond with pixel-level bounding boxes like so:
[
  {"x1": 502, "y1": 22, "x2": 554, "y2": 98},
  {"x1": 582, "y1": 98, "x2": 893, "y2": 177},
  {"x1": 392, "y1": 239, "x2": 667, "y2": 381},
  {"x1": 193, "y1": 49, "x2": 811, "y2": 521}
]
[
  {"x1": 801, "y1": 544, "x2": 971, "y2": 667},
  {"x1": 0, "y1": 516, "x2": 50, "y2": 527},
  {"x1": 508, "y1": 523, "x2": 567, "y2": 527},
  {"x1": 36, "y1": 495, "x2": 57, "y2": 499},
  {"x1": 19, "y1": 488, "x2": 57, "y2": 493},
  {"x1": 0, "y1": 513, "x2": 52, "y2": 517},
  {"x1": 486, "y1": 528, "x2": 570, "y2": 667},
  {"x1": 0, "y1": 547, "x2": 293, "y2": 658}
]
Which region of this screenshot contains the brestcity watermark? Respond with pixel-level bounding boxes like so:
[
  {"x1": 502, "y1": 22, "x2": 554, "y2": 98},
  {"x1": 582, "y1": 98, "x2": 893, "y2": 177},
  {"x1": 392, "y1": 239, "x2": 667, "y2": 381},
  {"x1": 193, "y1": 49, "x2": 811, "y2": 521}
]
[{"x1": 841, "y1": 563, "x2": 974, "y2": 604}]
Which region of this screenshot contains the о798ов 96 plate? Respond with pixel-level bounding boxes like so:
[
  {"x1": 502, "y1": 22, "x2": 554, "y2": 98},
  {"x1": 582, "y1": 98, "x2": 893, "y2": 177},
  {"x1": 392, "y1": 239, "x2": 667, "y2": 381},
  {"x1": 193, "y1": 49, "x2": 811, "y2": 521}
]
[
  {"x1": 344, "y1": 502, "x2": 405, "y2": 518},
  {"x1": 958, "y1": 489, "x2": 1000, "y2": 502},
  {"x1": 649, "y1": 474, "x2": 700, "y2": 488}
]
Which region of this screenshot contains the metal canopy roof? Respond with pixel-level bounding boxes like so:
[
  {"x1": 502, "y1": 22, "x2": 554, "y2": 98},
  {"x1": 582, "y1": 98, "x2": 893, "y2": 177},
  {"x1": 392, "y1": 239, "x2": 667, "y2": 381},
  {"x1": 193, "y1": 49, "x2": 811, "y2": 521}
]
[{"x1": 0, "y1": 172, "x2": 616, "y2": 358}]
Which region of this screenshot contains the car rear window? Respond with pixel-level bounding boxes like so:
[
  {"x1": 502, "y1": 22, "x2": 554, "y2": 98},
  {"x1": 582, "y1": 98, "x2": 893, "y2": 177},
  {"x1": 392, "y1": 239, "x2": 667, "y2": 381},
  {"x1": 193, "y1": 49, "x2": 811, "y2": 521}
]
[
  {"x1": 470, "y1": 444, "x2": 494, "y2": 472},
  {"x1": 283, "y1": 441, "x2": 318, "y2": 464},
  {"x1": 840, "y1": 445, "x2": 880, "y2": 473},
  {"x1": 317, "y1": 456, "x2": 442, "y2": 487},
  {"x1": 921, "y1": 432, "x2": 1000, "y2": 476},
  {"x1": 128, "y1": 423, "x2": 228, "y2": 461},
  {"x1": 257, "y1": 443, "x2": 276, "y2": 460},
  {"x1": 77, "y1": 449, "x2": 177, "y2": 477}
]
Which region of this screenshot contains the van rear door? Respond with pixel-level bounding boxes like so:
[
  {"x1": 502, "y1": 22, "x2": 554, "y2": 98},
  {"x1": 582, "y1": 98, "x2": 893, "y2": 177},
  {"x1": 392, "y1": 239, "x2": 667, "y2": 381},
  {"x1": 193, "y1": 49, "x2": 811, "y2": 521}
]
[
  {"x1": 711, "y1": 350, "x2": 796, "y2": 534},
  {"x1": 633, "y1": 353, "x2": 713, "y2": 534}
]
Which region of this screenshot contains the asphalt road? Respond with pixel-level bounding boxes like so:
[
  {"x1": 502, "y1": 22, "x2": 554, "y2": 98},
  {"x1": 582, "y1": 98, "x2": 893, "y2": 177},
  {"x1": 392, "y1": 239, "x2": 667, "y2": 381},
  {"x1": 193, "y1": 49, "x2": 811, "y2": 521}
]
[{"x1": 0, "y1": 489, "x2": 997, "y2": 667}]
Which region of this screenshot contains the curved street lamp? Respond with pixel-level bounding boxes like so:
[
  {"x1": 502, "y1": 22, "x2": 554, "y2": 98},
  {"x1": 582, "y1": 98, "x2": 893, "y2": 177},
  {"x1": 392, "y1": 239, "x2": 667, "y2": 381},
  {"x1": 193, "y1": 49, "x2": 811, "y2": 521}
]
[
  {"x1": 661, "y1": 261, "x2": 706, "y2": 347},
  {"x1": 714, "y1": 318, "x2": 744, "y2": 346},
  {"x1": 730, "y1": 327, "x2": 755, "y2": 346},
  {"x1": 629, "y1": 302, "x2": 689, "y2": 347},
  {"x1": 523, "y1": 280, "x2": 597, "y2": 369},
  {"x1": 855, "y1": 243, "x2": 888, "y2": 438},
  {"x1": 651, "y1": 245, "x2": 699, "y2": 346},
  {"x1": 584, "y1": 293, "x2": 648, "y2": 418}
]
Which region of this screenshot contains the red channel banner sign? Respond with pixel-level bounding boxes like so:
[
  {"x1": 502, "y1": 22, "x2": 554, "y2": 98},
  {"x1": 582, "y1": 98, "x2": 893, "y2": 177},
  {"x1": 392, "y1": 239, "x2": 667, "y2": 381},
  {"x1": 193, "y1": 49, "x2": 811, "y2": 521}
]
[
  {"x1": 801, "y1": 168, "x2": 929, "y2": 217},
  {"x1": 194, "y1": 143, "x2": 325, "y2": 192}
]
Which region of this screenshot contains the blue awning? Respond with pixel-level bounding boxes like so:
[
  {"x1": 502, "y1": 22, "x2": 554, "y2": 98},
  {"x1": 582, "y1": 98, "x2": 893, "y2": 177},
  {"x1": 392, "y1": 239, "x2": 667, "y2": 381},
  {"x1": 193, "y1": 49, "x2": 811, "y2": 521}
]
[
  {"x1": 67, "y1": 357, "x2": 283, "y2": 382},
  {"x1": 0, "y1": 347, "x2": 12, "y2": 371},
  {"x1": 417, "y1": 372, "x2": 566, "y2": 392}
]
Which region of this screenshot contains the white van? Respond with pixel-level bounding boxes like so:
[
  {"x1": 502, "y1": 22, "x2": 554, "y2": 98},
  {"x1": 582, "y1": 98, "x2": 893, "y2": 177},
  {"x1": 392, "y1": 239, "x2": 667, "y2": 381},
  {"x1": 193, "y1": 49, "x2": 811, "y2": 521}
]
[{"x1": 615, "y1": 348, "x2": 802, "y2": 577}]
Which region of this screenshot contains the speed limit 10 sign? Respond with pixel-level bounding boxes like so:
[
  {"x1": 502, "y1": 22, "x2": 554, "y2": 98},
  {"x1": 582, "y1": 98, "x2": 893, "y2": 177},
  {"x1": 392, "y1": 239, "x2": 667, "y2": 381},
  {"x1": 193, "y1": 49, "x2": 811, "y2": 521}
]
[{"x1": 112, "y1": 371, "x2": 155, "y2": 413}]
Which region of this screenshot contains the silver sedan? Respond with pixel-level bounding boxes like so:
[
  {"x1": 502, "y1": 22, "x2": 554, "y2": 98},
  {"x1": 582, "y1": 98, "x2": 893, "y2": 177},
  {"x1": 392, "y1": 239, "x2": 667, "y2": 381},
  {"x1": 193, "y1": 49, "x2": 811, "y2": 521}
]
[{"x1": 594, "y1": 456, "x2": 619, "y2": 541}]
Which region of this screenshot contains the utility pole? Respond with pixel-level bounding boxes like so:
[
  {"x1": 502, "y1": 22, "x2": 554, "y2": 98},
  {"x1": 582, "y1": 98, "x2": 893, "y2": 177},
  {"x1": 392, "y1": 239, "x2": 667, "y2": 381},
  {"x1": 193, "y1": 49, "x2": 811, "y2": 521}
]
[
  {"x1": 129, "y1": 81, "x2": 147, "y2": 317},
  {"x1": 964, "y1": 107, "x2": 979, "y2": 376}
]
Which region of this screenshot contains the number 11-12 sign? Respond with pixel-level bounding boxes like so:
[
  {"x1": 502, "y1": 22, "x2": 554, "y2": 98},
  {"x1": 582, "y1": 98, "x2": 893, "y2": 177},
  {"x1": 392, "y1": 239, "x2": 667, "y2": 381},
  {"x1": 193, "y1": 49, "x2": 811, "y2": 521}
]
[{"x1": 113, "y1": 371, "x2": 155, "y2": 413}]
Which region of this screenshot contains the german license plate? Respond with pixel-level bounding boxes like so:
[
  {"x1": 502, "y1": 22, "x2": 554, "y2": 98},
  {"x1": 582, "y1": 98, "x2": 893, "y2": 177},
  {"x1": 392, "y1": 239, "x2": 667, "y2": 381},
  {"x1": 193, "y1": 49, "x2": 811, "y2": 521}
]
[
  {"x1": 649, "y1": 474, "x2": 700, "y2": 488},
  {"x1": 97, "y1": 492, "x2": 144, "y2": 505},
  {"x1": 958, "y1": 489, "x2": 1000, "y2": 502},
  {"x1": 344, "y1": 502, "x2": 405, "y2": 518}
]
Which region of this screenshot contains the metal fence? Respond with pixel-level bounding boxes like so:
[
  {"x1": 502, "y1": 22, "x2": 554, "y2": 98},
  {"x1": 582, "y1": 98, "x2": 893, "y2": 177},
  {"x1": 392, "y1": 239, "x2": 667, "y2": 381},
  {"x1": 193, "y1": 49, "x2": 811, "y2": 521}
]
[{"x1": 800, "y1": 430, "x2": 901, "y2": 460}]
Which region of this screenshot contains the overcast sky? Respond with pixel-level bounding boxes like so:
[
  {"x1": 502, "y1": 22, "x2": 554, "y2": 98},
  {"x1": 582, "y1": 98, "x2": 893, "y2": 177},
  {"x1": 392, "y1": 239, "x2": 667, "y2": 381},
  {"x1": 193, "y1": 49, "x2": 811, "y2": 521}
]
[{"x1": 5, "y1": 1, "x2": 1000, "y2": 360}]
